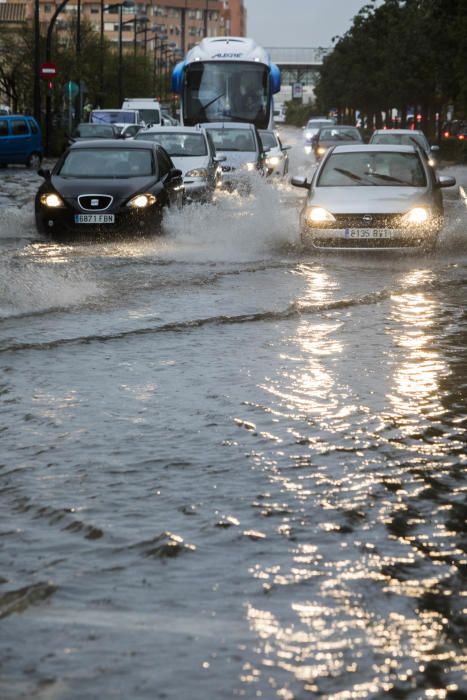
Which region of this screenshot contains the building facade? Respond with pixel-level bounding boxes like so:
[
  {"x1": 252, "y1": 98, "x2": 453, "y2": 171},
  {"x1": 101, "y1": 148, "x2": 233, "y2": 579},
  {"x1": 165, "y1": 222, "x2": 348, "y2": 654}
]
[{"x1": 1, "y1": 0, "x2": 246, "y2": 54}]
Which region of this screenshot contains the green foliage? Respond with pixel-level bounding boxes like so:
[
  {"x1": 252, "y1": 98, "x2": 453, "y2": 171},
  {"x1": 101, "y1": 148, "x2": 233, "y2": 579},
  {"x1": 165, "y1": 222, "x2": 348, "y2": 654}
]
[
  {"x1": 284, "y1": 101, "x2": 315, "y2": 126},
  {"x1": 315, "y1": 0, "x2": 467, "y2": 133},
  {"x1": 0, "y1": 15, "x2": 162, "y2": 116}
]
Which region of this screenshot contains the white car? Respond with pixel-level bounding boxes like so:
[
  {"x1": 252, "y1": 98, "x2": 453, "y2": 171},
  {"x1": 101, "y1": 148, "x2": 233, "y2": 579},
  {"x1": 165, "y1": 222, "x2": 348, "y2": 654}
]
[
  {"x1": 134, "y1": 125, "x2": 223, "y2": 202},
  {"x1": 369, "y1": 128, "x2": 440, "y2": 166},
  {"x1": 259, "y1": 129, "x2": 290, "y2": 178},
  {"x1": 303, "y1": 117, "x2": 336, "y2": 147}
]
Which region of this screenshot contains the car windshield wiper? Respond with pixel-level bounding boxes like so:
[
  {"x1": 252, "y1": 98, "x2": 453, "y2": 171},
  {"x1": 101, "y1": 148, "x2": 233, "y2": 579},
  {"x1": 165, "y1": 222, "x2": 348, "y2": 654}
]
[
  {"x1": 202, "y1": 93, "x2": 225, "y2": 110},
  {"x1": 368, "y1": 171, "x2": 412, "y2": 185},
  {"x1": 333, "y1": 167, "x2": 368, "y2": 183}
]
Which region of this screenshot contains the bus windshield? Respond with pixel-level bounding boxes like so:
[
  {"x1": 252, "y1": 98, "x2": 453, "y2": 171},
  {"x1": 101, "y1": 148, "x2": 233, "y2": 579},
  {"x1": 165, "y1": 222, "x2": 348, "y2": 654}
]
[{"x1": 183, "y1": 61, "x2": 270, "y2": 129}]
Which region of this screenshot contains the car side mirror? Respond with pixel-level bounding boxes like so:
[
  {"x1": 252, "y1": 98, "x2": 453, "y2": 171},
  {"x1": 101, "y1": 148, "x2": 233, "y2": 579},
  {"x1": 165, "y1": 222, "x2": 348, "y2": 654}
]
[
  {"x1": 38, "y1": 168, "x2": 51, "y2": 179},
  {"x1": 437, "y1": 175, "x2": 456, "y2": 188},
  {"x1": 430, "y1": 145, "x2": 440, "y2": 152},
  {"x1": 213, "y1": 155, "x2": 226, "y2": 163},
  {"x1": 291, "y1": 175, "x2": 310, "y2": 189},
  {"x1": 282, "y1": 145, "x2": 291, "y2": 151},
  {"x1": 170, "y1": 168, "x2": 183, "y2": 179}
]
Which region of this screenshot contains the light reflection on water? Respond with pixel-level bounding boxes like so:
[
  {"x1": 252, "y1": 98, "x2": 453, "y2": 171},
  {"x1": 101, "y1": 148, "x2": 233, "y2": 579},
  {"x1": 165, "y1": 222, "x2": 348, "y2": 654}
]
[
  {"x1": 241, "y1": 262, "x2": 466, "y2": 699},
  {"x1": 0, "y1": 150, "x2": 465, "y2": 700}
]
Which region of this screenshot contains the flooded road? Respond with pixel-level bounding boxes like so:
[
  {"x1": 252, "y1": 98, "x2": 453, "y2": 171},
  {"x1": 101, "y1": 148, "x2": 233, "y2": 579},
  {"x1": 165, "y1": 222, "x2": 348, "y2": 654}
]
[{"x1": 1, "y1": 128, "x2": 466, "y2": 700}]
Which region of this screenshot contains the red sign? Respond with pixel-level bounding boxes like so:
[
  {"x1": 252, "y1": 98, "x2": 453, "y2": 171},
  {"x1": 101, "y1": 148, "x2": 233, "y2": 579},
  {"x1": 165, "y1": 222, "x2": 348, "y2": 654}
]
[{"x1": 40, "y1": 63, "x2": 57, "y2": 79}]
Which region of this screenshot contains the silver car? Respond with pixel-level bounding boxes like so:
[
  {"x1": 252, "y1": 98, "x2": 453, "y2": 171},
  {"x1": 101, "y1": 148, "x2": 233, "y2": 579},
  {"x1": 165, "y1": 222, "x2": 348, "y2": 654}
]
[
  {"x1": 369, "y1": 128, "x2": 440, "y2": 166},
  {"x1": 259, "y1": 129, "x2": 291, "y2": 178},
  {"x1": 202, "y1": 122, "x2": 266, "y2": 191},
  {"x1": 134, "y1": 125, "x2": 223, "y2": 202},
  {"x1": 291, "y1": 144, "x2": 456, "y2": 251}
]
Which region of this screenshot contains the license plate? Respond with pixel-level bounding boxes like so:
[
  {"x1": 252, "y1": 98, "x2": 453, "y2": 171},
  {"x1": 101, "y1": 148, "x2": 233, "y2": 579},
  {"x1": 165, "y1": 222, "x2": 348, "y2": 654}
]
[
  {"x1": 345, "y1": 228, "x2": 395, "y2": 239},
  {"x1": 74, "y1": 214, "x2": 115, "y2": 224}
]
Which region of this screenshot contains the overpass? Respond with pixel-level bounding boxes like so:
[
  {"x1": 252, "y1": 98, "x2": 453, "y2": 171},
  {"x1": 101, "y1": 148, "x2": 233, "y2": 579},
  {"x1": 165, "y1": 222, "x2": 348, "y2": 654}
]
[{"x1": 265, "y1": 47, "x2": 331, "y2": 104}]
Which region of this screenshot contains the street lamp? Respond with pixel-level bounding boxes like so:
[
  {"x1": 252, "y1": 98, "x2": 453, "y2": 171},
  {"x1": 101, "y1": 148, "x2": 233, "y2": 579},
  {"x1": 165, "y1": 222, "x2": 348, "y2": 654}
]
[
  {"x1": 44, "y1": 0, "x2": 72, "y2": 156},
  {"x1": 100, "y1": 0, "x2": 135, "y2": 106},
  {"x1": 33, "y1": 0, "x2": 41, "y2": 124}
]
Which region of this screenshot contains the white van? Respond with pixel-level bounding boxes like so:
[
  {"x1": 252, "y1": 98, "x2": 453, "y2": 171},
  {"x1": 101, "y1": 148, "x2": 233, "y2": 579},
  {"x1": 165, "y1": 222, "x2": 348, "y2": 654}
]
[
  {"x1": 121, "y1": 98, "x2": 162, "y2": 126},
  {"x1": 89, "y1": 109, "x2": 141, "y2": 133}
]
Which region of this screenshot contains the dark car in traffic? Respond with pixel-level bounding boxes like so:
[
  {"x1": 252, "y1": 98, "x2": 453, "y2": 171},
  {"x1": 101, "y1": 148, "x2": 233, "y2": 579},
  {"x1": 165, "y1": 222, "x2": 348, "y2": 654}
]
[
  {"x1": 35, "y1": 140, "x2": 183, "y2": 238},
  {"x1": 312, "y1": 125, "x2": 363, "y2": 160}
]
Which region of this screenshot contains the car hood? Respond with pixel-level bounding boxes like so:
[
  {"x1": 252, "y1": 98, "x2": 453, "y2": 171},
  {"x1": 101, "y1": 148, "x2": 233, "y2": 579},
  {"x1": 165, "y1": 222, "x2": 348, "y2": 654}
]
[
  {"x1": 169, "y1": 156, "x2": 208, "y2": 176},
  {"x1": 50, "y1": 175, "x2": 157, "y2": 200},
  {"x1": 215, "y1": 150, "x2": 258, "y2": 169},
  {"x1": 308, "y1": 186, "x2": 431, "y2": 213}
]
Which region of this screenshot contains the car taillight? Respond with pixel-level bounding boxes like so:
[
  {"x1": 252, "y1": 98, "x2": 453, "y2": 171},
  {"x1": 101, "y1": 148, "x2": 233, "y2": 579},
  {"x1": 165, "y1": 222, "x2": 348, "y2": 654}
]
[
  {"x1": 459, "y1": 134, "x2": 465, "y2": 141},
  {"x1": 443, "y1": 131, "x2": 450, "y2": 138}
]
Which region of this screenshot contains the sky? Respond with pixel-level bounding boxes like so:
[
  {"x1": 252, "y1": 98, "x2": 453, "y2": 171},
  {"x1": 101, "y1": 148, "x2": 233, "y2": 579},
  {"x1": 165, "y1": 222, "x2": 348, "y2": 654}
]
[{"x1": 244, "y1": 0, "x2": 377, "y2": 47}]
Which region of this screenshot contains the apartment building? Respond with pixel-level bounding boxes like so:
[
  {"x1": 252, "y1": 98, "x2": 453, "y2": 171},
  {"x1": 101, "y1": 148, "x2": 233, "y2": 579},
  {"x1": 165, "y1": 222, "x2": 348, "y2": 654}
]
[{"x1": 1, "y1": 1, "x2": 246, "y2": 53}]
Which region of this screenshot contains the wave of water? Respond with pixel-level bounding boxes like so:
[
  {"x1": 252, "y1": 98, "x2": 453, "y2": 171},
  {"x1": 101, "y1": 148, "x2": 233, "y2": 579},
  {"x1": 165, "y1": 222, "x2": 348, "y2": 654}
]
[{"x1": 0, "y1": 258, "x2": 102, "y2": 320}]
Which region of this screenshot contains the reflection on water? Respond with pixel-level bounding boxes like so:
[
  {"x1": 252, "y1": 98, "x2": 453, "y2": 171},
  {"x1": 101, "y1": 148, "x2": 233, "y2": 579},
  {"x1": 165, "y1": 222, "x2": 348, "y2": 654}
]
[
  {"x1": 0, "y1": 146, "x2": 466, "y2": 700},
  {"x1": 241, "y1": 263, "x2": 466, "y2": 698}
]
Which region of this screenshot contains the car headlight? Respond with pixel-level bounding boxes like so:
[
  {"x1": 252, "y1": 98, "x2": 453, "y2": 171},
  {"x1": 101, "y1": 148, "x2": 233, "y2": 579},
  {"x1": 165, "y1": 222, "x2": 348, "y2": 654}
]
[
  {"x1": 305, "y1": 131, "x2": 312, "y2": 139},
  {"x1": 316, "y1": 146, "x2": 327, "y2": 156},
  {"x1": 401, "y1": 207, "x2": 430, "y2": 225},
  {"x1": 427, "y1": 157, "x2": 436, "y2": 167},
  {"x1": 40, "y1": 193, "x2": 64, "y2": 208},
  {"x1": 126, "y1": 193, "x2": 157, "y2": 209},
  {"x1": 185, "y1": 168, "x2": 208, "y2": 178},
  {"x1": 304, "y1": 207, "x2": 336, "y2": 224},
  {"x1": 266, "y1": 155, "x2": 281, "y2": 167},
  {"x1": 243, "y1": 162, "x2": 257, "y2": 172}
]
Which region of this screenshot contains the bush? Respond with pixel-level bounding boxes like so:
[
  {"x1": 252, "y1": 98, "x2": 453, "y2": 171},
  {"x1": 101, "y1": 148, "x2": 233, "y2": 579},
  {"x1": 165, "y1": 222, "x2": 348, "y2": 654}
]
[{"x1": 285, "y1": 101, "x2": 316, "y2": 127}]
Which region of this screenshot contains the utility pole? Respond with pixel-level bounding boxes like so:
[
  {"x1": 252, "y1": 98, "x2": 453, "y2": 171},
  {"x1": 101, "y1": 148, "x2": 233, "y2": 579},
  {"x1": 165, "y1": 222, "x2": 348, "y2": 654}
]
[{"x1": 33, "y1": 0, "x2": 41, "y2": 124}]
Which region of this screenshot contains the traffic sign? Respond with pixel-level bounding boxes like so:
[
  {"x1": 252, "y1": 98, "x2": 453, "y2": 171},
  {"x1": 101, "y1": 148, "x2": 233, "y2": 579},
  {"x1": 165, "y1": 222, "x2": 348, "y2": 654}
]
[{"x1": 40, "y1": 63, "x2": 57, "y2": 79}]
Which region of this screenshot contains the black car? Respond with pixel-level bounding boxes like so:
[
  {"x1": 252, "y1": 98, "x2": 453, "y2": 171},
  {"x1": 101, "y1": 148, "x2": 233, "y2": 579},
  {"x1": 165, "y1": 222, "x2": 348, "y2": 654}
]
[
  {"x1": 312, "y1": 125, "x2": 363, "y2": 160},
  {"x1": 35, "y1": 140, "x2": 183, "y2": 238}
]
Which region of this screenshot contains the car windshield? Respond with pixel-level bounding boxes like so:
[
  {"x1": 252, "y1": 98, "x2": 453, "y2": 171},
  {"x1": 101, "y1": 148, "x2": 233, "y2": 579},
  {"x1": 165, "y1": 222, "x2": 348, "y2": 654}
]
[
  {"x1": 135, "y1": 132, "x2": 207, "y2": 156},
  {"x1": 138, "y1": 109, "x2": 160, "y2": 125},
  {"x1": 319, "y1": 127, "x2": 362, "y2": 142},
  {"x1": 259, "y1": 131, "x2": 278, "y2": 149},
  {"x1": 74, "y1": 124, "x2": 115, "y2": 138},
  {"x1": 307, "y1": 120, "x2": 333, "y2": 129},
  {"x1": 183, "y1": 61, "x2": 270, "y2": 129},
  {"x1": 204, "y1": 128, "x2": 256, "y2": 152},
  {"x1": 371, "y1": 132, "x2": 429, "y2": 151},
  {"x1": 90, "y1": 111, "x2": 137, "y2": 125},
  {"x1": 58, "y1": 149, "x2": 154, "y2": 178},
  {"x1": 317, "y1": 151, "x2": 427, "y2": 187}
]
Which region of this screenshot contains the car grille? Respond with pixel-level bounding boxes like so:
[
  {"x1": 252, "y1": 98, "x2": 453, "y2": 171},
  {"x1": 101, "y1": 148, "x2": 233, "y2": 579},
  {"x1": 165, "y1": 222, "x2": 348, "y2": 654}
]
[
  {"x1": 332, "y1": 213, "x2": 401, "y2": 228},
  {"x1": 78, "y1": 194, "x2": 113, "y2": 211}
]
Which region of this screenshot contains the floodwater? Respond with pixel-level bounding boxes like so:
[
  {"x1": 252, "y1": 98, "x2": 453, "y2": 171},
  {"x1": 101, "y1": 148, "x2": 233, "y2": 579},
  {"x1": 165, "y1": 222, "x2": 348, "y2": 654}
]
[{"x1": 1, "y1": 129, "x2": 466, "y2": 700}]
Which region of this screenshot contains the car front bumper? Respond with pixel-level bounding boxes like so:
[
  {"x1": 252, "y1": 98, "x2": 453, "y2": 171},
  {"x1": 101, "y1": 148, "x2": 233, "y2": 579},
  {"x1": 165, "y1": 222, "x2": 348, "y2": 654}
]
[
  {"x1": 301, "y1": 226, "x2": 440, "y2": 250},
  {"x1": 36, "y1": 204, "x2": 163, "y2": 237}
]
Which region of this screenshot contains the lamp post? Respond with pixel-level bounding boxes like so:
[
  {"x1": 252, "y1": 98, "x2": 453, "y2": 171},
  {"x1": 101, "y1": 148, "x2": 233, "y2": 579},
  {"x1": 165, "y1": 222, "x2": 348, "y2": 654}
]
[
  {"x1": 33, "y1": 0, "x2": 41, "y2": 124},
  {"x1": 159, "y1": 41, "x2": 176, "y2": 103},
  {"x1": 44, "y1": 0, "x2": 71, "y2": 156},
  {"x1": 152, "y1": 31, "x2": 167, "y2": 98},
  {"x1": 100, "y1": 0, "x2": 134, "y2": 106}
]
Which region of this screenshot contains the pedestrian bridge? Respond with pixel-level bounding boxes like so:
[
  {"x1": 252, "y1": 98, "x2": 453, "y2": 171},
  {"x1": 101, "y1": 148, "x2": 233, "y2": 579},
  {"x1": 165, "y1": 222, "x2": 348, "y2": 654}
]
[{"x1": 265, "y1": 47, "x2": 331, "y2": 103}]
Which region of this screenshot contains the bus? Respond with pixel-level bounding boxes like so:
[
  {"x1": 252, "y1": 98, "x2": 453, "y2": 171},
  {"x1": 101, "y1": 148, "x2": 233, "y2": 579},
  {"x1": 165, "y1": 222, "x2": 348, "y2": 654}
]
[{"x1": 172, "y1": 37, "x2": 281, "y2": 130}]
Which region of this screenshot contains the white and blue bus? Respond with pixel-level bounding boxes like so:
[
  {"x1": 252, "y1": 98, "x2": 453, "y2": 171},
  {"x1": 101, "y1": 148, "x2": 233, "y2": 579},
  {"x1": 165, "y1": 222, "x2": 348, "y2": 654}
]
[{"x1": 172, "y1": 37, "x2": 281, "y2": 130}]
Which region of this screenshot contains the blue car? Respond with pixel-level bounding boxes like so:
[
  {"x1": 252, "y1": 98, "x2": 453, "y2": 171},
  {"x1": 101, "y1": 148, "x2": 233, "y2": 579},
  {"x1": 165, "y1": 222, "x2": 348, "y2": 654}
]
[{"x1": 0, "y1": 114, "x2": 43, "y2": 168}]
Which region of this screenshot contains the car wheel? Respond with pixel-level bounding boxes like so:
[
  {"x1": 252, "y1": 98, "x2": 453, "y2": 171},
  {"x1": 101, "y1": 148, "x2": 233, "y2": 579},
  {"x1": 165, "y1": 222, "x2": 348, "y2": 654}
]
[
  {"x1": 27, "y1": 152, "x2": 42, "y2": 169},
  {"x1": 35, "y1": 214, "x2": 48, "y2": 236}
]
